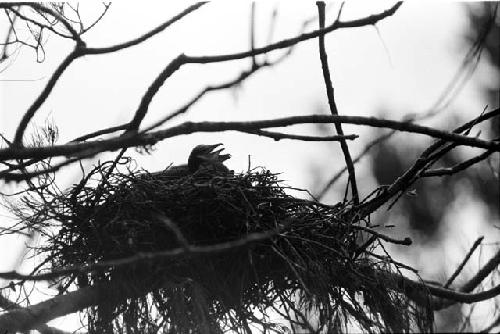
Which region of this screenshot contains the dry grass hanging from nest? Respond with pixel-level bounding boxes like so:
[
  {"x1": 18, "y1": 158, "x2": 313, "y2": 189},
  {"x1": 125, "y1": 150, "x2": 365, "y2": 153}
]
[{"x1": 10, "y1": 155, "x2": 433, "y2": 333}]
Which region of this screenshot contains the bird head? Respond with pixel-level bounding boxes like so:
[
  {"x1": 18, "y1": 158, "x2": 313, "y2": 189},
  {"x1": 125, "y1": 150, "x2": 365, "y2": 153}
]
[{"x1": 187, "y1": 143, "x2": 231, "y2": 172}]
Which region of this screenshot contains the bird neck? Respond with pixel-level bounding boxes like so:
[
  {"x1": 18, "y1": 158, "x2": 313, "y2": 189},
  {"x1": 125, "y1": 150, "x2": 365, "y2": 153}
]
[{"x1": 187, "y1": 155, "x2": 201, "y2": 172}]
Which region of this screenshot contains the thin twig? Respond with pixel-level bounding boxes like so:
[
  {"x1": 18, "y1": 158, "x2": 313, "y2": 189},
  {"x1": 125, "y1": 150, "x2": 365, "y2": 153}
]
[
  {"x1": 317, "y1": 131, "x2": 394, "y2": 199},
  {"x1": 12, "y1": 48, "x2": 81, "y2": 146},
  {"x1": 80, "y1": 2, "x2": 111, "y2": 35},
  {"x1": 249, "y1": 2, "x2": 257, "y2": 69},
  {"x1": 0, "y1": 155, "x2": 87, "y2": 181},
  {"x1": 350, "y1": 224, "x2": 412, "y2": 246},
  {"x1": 143, "y1": 60, "x2": 274, "y2": 132},
  {"x1": 317, "y1": 1, "x2": 358, "y2": 204},
  {"x1": 83, "y1": 3, "x2": 206, "y2": 55},
  {"x1": 18, "y1": 2, "x2": 82, "y2": 42},
  {"x1": 8, "y1": 7, "x2": 74, "y2": 41},
  {"x1": 70, "y1": 123, "x2": 128, "y2": 142},
  {"x1": 357, "y1": 109, "x2": 500, "y2": 217},
  {"x1": 423, "y1": 150, "x2": 494, "y2": 177},
  {"x1": 138, "y1": 2, "x2": 317, "y2": 134},
  {"x1": 242, "y1": 129, "x2": 358, "y2": 142},
  {"x1": 444, "y1": 236, "x2": 484, "y2": 288},
  {"x1": 126, "y1": 2, "x2": 403, "y2": 131},
  {"x1": 10, "y1": 4, "x2": 206, "y2": 146},
  {"x1": 461, "y1": 246, "x2": 500, "y2": 293},
  {"x1": 432, "y1": 246, "x2": 500, "y2": 310},
  {"x1": 1, "y1": 8, "x2": 18, "y2": 60},
  {"x1": 183, "y1": 2, "x2": 402, "y2": 64}
]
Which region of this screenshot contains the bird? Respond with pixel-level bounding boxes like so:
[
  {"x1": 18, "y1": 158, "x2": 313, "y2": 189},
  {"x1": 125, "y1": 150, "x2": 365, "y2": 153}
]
[
  {"x1": 152, "y1": 143, "x2": 231, "y2": 179},
  {"x1": 187, "y1": 143, "x2": 231, "y2": 174}
]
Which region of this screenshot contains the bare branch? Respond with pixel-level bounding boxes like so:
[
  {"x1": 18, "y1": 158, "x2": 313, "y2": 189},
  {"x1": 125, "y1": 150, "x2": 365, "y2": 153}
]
[
  {"x1": 143, "y1": 41, "x2": 306, "y2": 132},
  {"x1": 432, "y1": 246, "x2": 500, "y2": 310},
  {"x1": 0, "y1": 155, "x2": 90, "y2": 182},
  {"x1": 0, "y1": 278, "x2": 155, "y2": 332},
  {"x1": 316, "y1": 1, "x2": 359, "y2": 204},
  {"x1": 4, "y1": 2, "x2": 83, "y2": 43},
  {"x1": 422, "y1": 149, "x2": 495, "y2": 177},
  {"x1": 350, "y1": 224, "x2": 412, "y2": 245},
  {"x1": 10, "y1": 3, "x2": 207, "y2": 146},
  {"x1": 317, "y1": 131, "x2": 394, "y2": 199},
  {"x1": 80, "y1": 2, "x2": 111, "y2": 35},
  {"x1": 83, "y1": 3, "x2": 206, "y2": 55},
  {"x1": 70, "y1": 123, "x2": 128, "y2": 142},
  {"x1": 461, "y1": 246, "x2": 500, "y2": 294},
  {"x1": 0, "y1": 294, "x2": 70, "y2": 334},
  {"x1": 2, "y1": 111, "x2": 498, "y2": 163},
  {"x1": 126, "y1": 2, "x2": 403, "y2": 131},
  {"x1": 73, "y1": 61, "x2": 273, "y2": 141},
  {"x1": 7, "y1": 7, "x2": 75, "y2": 41},
  {"x1": 241, "y1": 129, "x2": 358, "y2": 142},
  {"x1": 249, "y1": 2, "x2": 257, "y2": 68},
  {"x1": 12, "y1": 49, "x2": 81, "y2": 146},
  {"x1": 357, "y1": 109, "x2": 500, "y2": 217},
  {"x1": 427, "y1": 279, "x2": 500, "y2": 305},
  {"x1": 1, "y1": 8, "x2": 18, "y2": 61},
  {"x1": 444, "y1": 236, "x2": 484, "y2": 288},
  {"x1": 184, "y1": 2, "x2": 403, "y2": 64}
]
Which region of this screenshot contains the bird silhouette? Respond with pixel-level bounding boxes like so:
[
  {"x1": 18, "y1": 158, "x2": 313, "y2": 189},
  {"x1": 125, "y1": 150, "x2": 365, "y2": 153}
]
[{"x1": 153, "y1": 143, "x2": 231, "y2": 179}]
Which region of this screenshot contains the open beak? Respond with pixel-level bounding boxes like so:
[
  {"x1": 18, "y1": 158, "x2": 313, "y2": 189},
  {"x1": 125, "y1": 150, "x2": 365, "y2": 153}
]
[
  {"x1": 201, "y1": 144, "x2": 231, "y2": 162},
  {"x1": 206, "y1": 143, "x2": 223, "y2": 151},
  {"x1": 211, "y1": 148, "x2": 230, "y2": 161}
]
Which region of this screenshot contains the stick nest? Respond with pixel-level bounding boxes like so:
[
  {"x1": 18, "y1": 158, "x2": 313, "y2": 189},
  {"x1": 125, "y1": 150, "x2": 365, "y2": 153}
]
[{"x1": 12, "y1": 156, "x2": 433, "y2": 333}]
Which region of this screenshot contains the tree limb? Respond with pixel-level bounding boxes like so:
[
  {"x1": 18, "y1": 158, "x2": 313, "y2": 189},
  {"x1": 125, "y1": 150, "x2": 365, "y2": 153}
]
[
  {"x1": 1, "y1": 111, "x2": 498, "y2": 164},
  {"x1": 0, "y1": 279, "x2": 153, "y2": 332},
  {"x1": 0, "y1": 294, "x2": 70, "y2": 334},
  {"x1": 125, "y1": 2, "x2": 403, "y2": 131},
  {"x1": 316, "y1": 1, "x2": 359, "y2": 204}
]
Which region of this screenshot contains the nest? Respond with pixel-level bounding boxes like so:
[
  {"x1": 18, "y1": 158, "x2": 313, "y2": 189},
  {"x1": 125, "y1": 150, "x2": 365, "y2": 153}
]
[{"x1": 13, "y1": 156, "x2": 433, "y2": 333}]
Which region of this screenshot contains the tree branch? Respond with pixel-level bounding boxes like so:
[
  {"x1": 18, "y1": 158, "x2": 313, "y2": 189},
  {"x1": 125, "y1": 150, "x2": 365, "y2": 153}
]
[
  {"x1": 143, "y1": 59, "x2": 278, "y2": 132},
  {"x1": 10, "y1": 3, "x2": 207, "y2": 146},
  {"x1": 241, "y1": 129, "x2": 358, "y2": 142},
  {"x1": 350, "y1": 224, "x2": 412, "y2": 245},
  {"x1": 317, "y1": 131, "x2": 395, "y2": 199},
  {"x1": 460, "y1": 246, "x2": 500, "y2": 294},
  {"x1": 444, "y1": 236, "x2": 484, "y2": 288},
  {"x1": 1, "y1": 111, "x2": 498, "y2": 163},
  {"x1": 83, "y1": 3, "x2": 206, "y2": 55},
  {"x1": 0, "y1": 2, "x2": 83, "y2": 43},
  {"x1": 12, "y1": 48, "x2": 82, "y2": 146},
  {"x1": 0, "y1": 279, "x2": 155, "y2": 332},
  {"x1": 317, "y1": 1, "x2": 359, "y2": 204},
  {"x1": 0, "y1": 294, "x2": 70, "y2": 334},
  {"x1": 422, "y1": 149, "x2": 494, "y2": 177},
  {"x1": 70, "y1": 123, "x2": 129, "y2": 142},
  {"x1": 357, "y1": 109, "x2": 500, "y2": 217},
  {"x1": 184, "y1": 2, "x2": 403, "y2": 64},
  {"x1": 125, "y1": 2, "x2": 403, "y2": 131}
]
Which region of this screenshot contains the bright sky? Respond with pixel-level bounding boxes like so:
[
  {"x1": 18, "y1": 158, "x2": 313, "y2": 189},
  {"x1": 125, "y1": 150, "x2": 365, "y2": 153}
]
[{"x1": 0, "y1": 2, "x2": 498, "y2": 331}]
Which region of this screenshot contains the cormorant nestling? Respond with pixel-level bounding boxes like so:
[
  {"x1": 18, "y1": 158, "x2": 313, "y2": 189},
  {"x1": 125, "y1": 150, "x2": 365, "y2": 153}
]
[{"x1": 156, "y1": 143, "x2": 231, "y2": 178}]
